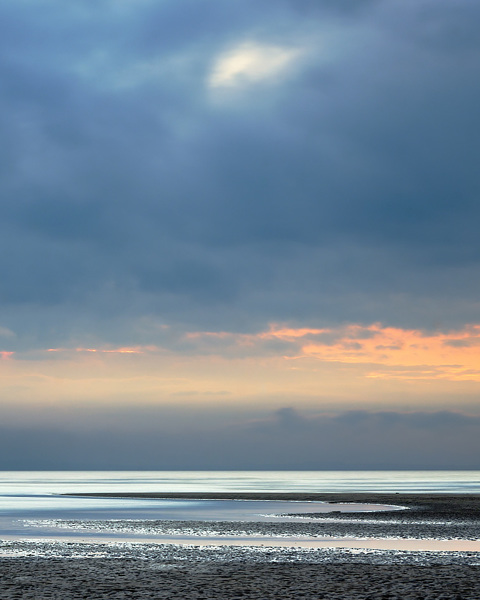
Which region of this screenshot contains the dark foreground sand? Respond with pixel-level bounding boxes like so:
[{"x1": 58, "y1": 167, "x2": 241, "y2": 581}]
[
  {"x1": 1, "y1": 556, "x2": 480, "y2": 599},
  {"x1": 1, "y1": 493, "x2": 479, "y2": 599}
]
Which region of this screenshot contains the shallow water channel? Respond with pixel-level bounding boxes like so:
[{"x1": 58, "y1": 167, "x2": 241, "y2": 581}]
[{"x1": 1, "y1": 496, "x2": 480, "y2": 553}]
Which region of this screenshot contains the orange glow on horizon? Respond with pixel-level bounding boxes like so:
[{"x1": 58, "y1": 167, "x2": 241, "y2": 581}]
[
  {"x1": 47, "y1": 346, "x2": 153, "y2": 355},
  {"x1": 9, "y1": 323, "x2": 480, "y2": 384},
  {"x1": 2, "y1": 323, "x2": 480, "y2": 411},
  {"x1": 261, "y1": 325, "x2": 329, "y2": 339},
  {"x1": 188, "y1": 323, "x2": 480, "y2": 381},
  {"x1": 297, "y1": 324, "x2": 480, "y2": 379}
]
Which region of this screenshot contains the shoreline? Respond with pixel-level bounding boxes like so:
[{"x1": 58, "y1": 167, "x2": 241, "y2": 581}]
[
  {"x1": 64, "y1": 491, "x2": 480, "y2": 519},
  {"x1": 48, "y1": 491, "x2": 480, "y2": 546},
  {"x1": 41, "y1": 491, "x2": 480, "y2": 548},
  {"x1": 2, "y1": 493, "x2": 480, "y2": 598},
  {"x1": 62, "y1": 490, "x2": 480, "y2": 502}
]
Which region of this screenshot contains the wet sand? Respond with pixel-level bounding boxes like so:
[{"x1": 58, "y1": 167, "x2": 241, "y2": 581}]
[
  {"x1": 1, "y1": 493, "x2": 480, "y2": 599},
  {"x1": 1, "y1": 557, "x2": 480, "y2": 599},
  {"x1": 62, "y1": 491, "x2": 480, "y2": 542}
]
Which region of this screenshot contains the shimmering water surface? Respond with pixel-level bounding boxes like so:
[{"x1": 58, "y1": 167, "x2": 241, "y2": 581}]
[
  {"x1": 0, "y1": 471, "x2": 404, "y2": 536},
  {"x1": 1, "y1": 470, "x2": 479, "y2": 517},
  {"x1": 1, "y1": 471, "x2": 479, "y2": 553},
  {"x1": 2, "y1": 469, "x2": 480, "y2": 497}
]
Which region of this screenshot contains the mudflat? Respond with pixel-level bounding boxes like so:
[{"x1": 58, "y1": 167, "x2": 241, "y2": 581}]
[
  {"x1": 1, "y1": 557, "x2": 480, "y2": 599},
  {"x1": 67, "y1": 490, "x2": 480, "y2": 523},
  {"x1": 66, "y1": 490, "x2": 480, "y2": 508},
  {"x1": 1, "y1": 493, "x2": 479, "y2": 599}
]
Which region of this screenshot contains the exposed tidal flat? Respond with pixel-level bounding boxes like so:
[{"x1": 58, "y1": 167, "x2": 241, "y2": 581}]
[
  {"x1": 1, "y1": 493, "x2": 480, "y2": 599},
  {"x1": 1, "y1": 553, "x2": 480, "y2": 600}
]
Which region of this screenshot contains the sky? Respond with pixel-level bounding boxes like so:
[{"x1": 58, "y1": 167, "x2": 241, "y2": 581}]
[{"x1": 1, "y1": 0, "x2": 480, "y2": 469}]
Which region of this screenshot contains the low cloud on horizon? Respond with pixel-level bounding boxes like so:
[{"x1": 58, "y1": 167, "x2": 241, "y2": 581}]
[{"x1": 1, "y1": 408, "x2": 479, "y2": 471}]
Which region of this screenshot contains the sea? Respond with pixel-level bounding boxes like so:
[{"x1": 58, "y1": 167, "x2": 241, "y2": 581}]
[
  {"x1": 1, "y1": 469, "x2": 479, "y2": 522},
  {"x1": 1, "y1": 471, "x2": 479, "y2": 553}
]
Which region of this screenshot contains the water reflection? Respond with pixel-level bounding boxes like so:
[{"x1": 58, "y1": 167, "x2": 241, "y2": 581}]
[{"x1": 1, "y1": 470, "x2": 480, "y2": 496}]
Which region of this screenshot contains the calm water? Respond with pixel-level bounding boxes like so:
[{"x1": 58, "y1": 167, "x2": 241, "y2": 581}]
[
  {"x1": 2, "y1": 470, "x2": 480, "y2": 495},
  {"x1": 0, "y1": 470, "x2": 423, "y2": 520},
  {"x1": 0, "y1": 470, "x2": 479, "y2": 519},
  {"x1": 1, "y1": 471, "x2": 479, "y2": 553}
]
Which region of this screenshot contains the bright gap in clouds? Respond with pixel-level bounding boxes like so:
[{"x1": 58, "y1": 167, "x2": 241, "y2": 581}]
[{"x1": 209, "y1": 42, "x2": 301, "y2": 88}]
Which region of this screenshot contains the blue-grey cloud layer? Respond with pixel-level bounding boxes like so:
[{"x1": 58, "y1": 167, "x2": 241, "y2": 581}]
[
  {"x1": 1, "y1": 0, "x2": 480, "y2": 349},
  {"x1": 0, "y1": 408, "x2": 478, "y2": 469}
]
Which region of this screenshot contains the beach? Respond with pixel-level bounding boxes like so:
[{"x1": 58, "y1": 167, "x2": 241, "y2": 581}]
[
  {"x1": 1, "y1": 555, "x2": 479, "y2": 599},
  {"x1": 1, "y1": 492, "x2": 480, "y2": 599}
]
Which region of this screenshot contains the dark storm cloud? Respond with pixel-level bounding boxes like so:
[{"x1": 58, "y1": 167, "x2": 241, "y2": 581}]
[
  {"x1": 0, "y1": 0, "x2": 479, "y2": 349},
  {"x1": 1, "y1": 408, "x2": 479, "y2": 470}
]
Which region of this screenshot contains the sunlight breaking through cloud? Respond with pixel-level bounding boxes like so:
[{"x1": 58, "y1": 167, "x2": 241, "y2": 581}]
[{"x1": 209, "y1": 42, "x2": 301, "y2": 88}]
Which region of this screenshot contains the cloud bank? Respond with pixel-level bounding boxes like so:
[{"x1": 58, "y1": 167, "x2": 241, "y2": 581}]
[
  {"x1": 0, "y1": 0, "x2": 479, "y2": 351},
  {"x1": 0, "y1": 408, "x2": 478, "y2": 470}
]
